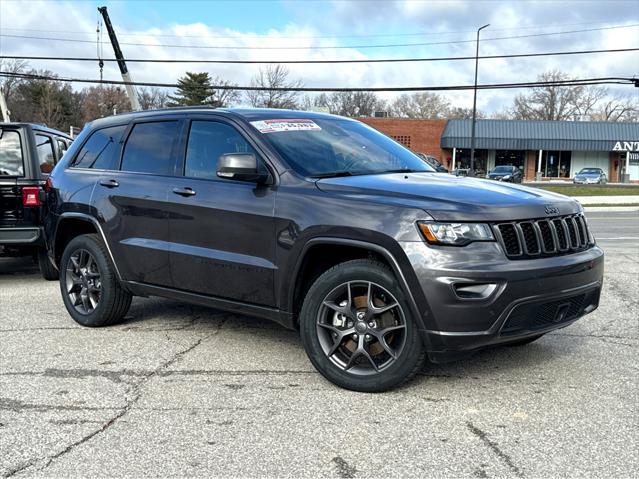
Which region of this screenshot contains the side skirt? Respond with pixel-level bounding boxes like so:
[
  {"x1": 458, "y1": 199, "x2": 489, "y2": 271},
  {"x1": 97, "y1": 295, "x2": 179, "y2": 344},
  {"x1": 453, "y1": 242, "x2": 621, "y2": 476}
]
[{"x1": 124, "y1": 281, "x2": 295, "y2": 330}]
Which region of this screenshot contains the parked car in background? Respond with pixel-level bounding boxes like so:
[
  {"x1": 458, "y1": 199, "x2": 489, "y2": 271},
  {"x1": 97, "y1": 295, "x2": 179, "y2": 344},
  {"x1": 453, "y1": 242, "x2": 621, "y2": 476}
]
[
  {"x1": 0, "y1": 123, "x2": 72, "y2": 279},
  {"x1": 45, "y1": 108, "x2": 602, "y2": 392},
  {"x1": 415, "y1": 153, "x2": 448, "y2": 173},
  {"x1": 573, "y1": 168, "x2": 607, "y2": 184},
  {"x1": 487, "y1": 165, "x2": 523, "y2": 183}
]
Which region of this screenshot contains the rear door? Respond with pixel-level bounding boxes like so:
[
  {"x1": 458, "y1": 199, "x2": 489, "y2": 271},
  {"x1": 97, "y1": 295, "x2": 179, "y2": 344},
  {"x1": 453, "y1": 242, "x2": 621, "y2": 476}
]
[
  {"x1": 166, "y1": 118, "x2": 277, "y2": 305},
  {"x1": 94, "y1": 118, "x2": 182, "y2": 286}
]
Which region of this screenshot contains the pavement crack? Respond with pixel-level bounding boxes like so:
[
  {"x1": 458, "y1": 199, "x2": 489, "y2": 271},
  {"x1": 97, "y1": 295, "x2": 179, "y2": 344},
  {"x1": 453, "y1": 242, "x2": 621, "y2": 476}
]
[
  {"x1": 466, "y1": 422, "x2": 523, "y2": 477},
  {"x1": 11, "y1": 332, "x2": 214, "y2": 477}
]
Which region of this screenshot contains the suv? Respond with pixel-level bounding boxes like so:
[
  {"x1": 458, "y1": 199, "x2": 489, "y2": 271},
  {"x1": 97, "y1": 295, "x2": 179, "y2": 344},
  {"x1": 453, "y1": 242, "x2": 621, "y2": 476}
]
[
  {"x1": 1, "y1": 123, "x2": 72, "y2": 279},
  {"x1": 45, "y1": 109, "x2": 604, "y2": 392}
]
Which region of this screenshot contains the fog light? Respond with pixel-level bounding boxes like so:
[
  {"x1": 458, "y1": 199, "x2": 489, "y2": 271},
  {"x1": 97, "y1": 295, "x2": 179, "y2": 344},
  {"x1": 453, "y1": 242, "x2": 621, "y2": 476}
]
[{"x1": 454, "y1": 283, "x2": 497, "y2": 299}]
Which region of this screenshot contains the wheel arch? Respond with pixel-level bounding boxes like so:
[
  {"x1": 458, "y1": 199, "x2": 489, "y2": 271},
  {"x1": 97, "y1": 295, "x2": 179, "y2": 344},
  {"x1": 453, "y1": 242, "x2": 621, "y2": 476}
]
[
  {"x1": 288, "y1": 237, "x2": 430, "y2": 338},
  {"x1": 53, "y1": 213, "x2": 122, "y2": 281}
]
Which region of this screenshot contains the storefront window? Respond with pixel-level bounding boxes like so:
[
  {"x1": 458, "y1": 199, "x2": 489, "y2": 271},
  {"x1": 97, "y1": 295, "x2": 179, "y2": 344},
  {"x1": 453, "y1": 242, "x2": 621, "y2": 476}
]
[
  {"x1": 495, "y1": 150, "x2": 525, "y2": 172},
  {"x1": 542, "y1": 151, "x2": 571, "y2": 178},
  {"x1": 454, "y1": 149, "x2": 488, "y2": 176}
]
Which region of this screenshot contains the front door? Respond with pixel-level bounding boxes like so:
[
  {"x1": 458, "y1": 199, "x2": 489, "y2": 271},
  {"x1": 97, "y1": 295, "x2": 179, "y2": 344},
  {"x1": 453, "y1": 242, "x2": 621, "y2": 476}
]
[{"x1": 166, "y1": 119, "x2": 277, "y2": 306}]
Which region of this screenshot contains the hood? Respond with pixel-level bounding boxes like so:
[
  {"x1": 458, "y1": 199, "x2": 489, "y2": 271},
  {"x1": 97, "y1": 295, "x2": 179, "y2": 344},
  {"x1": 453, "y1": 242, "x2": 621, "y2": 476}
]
[
  {"x1": 315, "y1": 172, "x2": 581, "y2": 221},
  {"x1": 575, "y1": 173, "x2": 601, "y2": 178}
]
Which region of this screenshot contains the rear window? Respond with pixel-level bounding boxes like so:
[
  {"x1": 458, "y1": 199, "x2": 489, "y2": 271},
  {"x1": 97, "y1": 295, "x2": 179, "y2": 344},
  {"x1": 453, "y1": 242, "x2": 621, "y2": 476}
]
[
  {"x1": 121, "y1": 121, "x2": 179, "y2": 175},
  {"x1": 72, "y1": 125, "x2": 126, "y2": 170},
  {"x1": 0, "y1": 130, "x2": 24, "y2": 176}
]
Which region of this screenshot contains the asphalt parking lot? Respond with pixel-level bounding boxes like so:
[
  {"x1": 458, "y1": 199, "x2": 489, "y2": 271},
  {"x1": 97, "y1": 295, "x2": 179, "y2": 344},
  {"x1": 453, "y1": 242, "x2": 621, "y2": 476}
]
[{"x1": 1, "y1": 210, "x2": 637, "y2": 478}]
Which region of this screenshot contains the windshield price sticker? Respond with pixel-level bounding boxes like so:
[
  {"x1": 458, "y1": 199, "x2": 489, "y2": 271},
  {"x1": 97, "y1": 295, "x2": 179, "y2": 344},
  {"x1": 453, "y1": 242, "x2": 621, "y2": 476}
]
[{"x1": 250, "y1": 119, "x2": 322, "y2": 134}]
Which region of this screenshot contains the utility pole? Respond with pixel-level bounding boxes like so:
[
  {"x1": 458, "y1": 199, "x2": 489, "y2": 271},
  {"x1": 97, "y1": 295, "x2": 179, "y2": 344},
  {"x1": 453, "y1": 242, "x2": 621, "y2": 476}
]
[
  {"x1": 0, "y1": 89, "x2": 10, "y2": 122},
  {"x1": 469, "y1": 23, "x2": 489, "y2": 177},
  {"x1": 98, "y1": 6, "x2": 141, "y2": 111}
]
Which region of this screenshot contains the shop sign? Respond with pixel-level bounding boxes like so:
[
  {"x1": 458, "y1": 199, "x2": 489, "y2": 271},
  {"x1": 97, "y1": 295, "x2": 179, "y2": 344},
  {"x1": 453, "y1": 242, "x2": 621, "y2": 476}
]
[{"x1": 612, "y1": 141, "x2": 639, "y2": 151}]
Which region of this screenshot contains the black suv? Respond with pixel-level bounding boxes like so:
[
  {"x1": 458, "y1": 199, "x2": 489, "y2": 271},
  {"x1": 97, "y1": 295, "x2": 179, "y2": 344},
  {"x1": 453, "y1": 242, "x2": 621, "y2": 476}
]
[
  {"x1": 45, "y1": 108, "x2": 603, "y2": 392},
  {"x1": 1, "y1": 123, "x2": 72, "y2": 279}
]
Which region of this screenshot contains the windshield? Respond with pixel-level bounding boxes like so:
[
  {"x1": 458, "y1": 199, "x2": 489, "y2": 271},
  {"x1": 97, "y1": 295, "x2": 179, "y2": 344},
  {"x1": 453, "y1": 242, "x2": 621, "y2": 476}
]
[
  {"x1": 492, "y1": 166, "x2": 514, "y2": 173},
  {"x1": 0, "y1": 130, "x2": 24, "y2": 176},
  {"x1": 579, "y1": 168, "x2": 601, "y2": 174},
  {"x1": 250, "y1": 118, "x2": 434, "y2": 177}
]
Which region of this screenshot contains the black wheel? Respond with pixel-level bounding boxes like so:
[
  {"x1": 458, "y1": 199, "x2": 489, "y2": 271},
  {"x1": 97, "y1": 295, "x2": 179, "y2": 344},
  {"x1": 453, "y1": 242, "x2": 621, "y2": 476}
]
[
  {"x1": 37, "y1": 249, "x2": 59, "y2": 281},
  {"x1": 60, "y1": 234, "x2": 132, "y2": 327},
  {"x1": 504, "y1": 334, "x2": 544, "y2": 347},
  {"x1": 300, "y1": 259, "x2": 425, "y2": 392}
]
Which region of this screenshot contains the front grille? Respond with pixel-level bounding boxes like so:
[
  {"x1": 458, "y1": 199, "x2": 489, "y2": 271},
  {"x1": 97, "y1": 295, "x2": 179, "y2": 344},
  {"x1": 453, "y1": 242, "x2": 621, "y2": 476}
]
[
  {"x1": 501, "y1": 288, "x2": 600, "y2": 335},
  {"x1": 495, "y1": 214, "x2": 592, "y2": 260}
]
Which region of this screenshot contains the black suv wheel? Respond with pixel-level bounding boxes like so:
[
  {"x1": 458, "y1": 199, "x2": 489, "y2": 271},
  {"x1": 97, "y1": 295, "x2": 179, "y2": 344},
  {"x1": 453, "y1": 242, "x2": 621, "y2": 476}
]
[
  {"x1": 300, "y1": 259, "x2": 425, "y2": 392},
  {"x1": 59, "y1": 234, "x2": 132, "y2": 327}
]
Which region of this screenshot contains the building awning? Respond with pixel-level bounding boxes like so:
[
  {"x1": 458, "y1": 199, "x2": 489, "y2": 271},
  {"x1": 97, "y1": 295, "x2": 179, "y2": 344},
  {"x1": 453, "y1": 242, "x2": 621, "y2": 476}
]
[{"x1": 441, "y1": 119, "x2": 639, "y2": 151}]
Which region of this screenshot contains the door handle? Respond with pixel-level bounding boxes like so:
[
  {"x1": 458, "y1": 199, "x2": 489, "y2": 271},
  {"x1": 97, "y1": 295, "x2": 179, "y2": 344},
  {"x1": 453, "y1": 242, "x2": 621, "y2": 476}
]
[
  {"x1": 172, "y1": 187, "x2": 196, "y2": 197},
  {"x1": 99, "y1": 179, "x2": 119, "y2": 188}
]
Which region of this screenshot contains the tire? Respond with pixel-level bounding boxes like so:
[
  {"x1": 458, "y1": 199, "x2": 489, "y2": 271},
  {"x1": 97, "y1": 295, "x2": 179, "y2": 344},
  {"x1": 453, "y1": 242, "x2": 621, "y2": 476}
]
[
  {"x1": 299, "y1": 259, "x2": 425, "y2": 392},
  {"x1": 504, "y1": 334, "x2": 544, "y2": 347},
  {"x1": 37, "y1": 249, "x2": 59, "y2": 281},
  {"x1": 59, "y1": 234, "x2": 132, "y2": 327}
]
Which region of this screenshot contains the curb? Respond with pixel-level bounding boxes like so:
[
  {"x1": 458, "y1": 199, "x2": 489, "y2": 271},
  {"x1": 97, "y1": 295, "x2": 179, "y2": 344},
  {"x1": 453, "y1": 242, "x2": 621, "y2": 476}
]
[{"x1": 583, "y1": 206, "x2": 639, "y2": 212}]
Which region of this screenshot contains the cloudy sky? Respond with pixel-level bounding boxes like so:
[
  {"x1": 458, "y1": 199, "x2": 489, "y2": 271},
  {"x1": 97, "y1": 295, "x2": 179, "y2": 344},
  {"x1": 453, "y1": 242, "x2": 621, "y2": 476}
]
[{"x1": 0, "y1": 0, "x2": 638, "y2": 113}]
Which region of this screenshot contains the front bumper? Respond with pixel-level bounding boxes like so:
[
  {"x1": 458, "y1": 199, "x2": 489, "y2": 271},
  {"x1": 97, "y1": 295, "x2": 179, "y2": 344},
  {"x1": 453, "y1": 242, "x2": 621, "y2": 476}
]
[{"x1": 399, "y1": 240, "x2": 604, "y2": 362}]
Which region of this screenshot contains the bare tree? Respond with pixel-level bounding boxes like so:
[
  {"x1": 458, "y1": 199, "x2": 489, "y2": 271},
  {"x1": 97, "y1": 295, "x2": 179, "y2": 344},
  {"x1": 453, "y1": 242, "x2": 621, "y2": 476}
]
[
  {"x1": 448, "y1": 106, "x2": 486, "y2": 119},
  {"x1": 391, "y1": 92, "x2": 450, "y2": 118},
  {"x1": 591, "y1": 93, "x2": 639, "y2": 122},
  {"x1": 80, "y1": 85, "x2": 131, "y2": 123},
  {"x1": 138, "y1": 87, "x2": 169, "y2": 110},
  {"x1": 0, "y1": 59, "x2": 28, "y2": 109},
  {"x1": 246, "y1": 65, "x2": 303, "y2": 109},
  {"x1": 314, "y1": 91, "x2": 386, "y2": 117},
  {"x1": 209, "y1": 75, "x2": 240, "y2": 108}
]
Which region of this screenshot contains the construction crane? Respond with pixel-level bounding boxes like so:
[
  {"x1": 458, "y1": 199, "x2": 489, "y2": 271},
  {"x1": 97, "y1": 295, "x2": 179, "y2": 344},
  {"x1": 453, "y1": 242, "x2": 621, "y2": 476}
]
[{"x1": 98, "y1": 6, "x2": 141, "y2": 111}]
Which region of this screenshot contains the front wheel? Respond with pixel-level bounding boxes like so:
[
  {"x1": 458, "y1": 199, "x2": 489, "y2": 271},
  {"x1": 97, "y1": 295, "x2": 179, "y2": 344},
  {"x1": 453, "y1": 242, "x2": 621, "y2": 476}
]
[
  {"x1": 299, "y1": 259, "x2": 425, "y2": 392},
  {"x1": 59, "y1": 234, "x2": 132, "y2": 327}
]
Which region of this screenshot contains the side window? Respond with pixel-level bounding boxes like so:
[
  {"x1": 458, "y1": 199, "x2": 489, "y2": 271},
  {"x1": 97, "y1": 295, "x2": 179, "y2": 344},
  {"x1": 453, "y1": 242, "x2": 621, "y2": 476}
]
[
  {"x1": 72, "y1": 125, "x2": 126, "y2": 170},
  {"x1": 56, "y1": 138, "x2": 69, "y2": 160},
  {"x1": 121, "y1": 121, "x2": 179, "y2": 175},
  {"x1": 35, "y1": 134, "x2": 55, "y2": 174},
  {"x1": 185, "y1": 121, "x2": 264, "y2": 180}
]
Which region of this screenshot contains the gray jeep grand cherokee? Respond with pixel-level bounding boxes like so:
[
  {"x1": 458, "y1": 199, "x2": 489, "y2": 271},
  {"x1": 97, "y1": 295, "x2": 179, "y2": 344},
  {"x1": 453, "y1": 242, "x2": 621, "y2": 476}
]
[{"x1": 44, "y1": 108, "x2": 603, "y2": 392}]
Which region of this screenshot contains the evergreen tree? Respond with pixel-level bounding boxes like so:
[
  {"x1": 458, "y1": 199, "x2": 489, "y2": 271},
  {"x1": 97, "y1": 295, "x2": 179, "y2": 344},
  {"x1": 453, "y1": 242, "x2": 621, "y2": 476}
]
[{"x1": 168, "y1": 72, "x2": 214, "y2": 106}]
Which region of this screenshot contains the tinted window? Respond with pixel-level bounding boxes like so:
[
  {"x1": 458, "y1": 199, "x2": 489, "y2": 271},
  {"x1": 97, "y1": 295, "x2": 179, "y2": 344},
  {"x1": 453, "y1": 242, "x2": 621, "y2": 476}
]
[
  {"x1": 36, "y1": 134, "x2": 55, "y2": 174},
  {"x1": 121, "y1": 121, "x2": 179, "y2": 175},
  {"x1": 0, "y1": 130, "x2": 24, "y2": 176},
  {"x1": 185, "y1": 121, "x2": 263, "y2": 180},
  {"x1": 73, "y1": 125, "x2": 126, "y2": 170},
  {"x1": 253, "y1": 118, "x2": 433, "y2": 177}
]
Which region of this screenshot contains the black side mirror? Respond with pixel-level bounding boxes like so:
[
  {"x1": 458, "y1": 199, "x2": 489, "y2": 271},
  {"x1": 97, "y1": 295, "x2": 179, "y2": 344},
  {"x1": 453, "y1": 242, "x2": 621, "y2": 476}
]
[{"x1": 217, "y1": 153, "x2": 270, "y2": 183}]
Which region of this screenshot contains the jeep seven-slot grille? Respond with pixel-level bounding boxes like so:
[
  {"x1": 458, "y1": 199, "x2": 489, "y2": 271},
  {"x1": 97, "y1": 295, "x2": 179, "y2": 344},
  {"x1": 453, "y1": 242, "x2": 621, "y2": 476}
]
[{"x1": 495, "y1": 214, "x2": 592, "y2": 260}]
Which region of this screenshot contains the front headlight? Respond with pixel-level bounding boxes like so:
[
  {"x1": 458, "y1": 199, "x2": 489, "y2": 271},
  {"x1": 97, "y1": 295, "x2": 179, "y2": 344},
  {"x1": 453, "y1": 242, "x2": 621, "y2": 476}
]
[
  {"x1": 502, "y1": 175, "x2": 511, "y2": 180},
  {"x1": 417, "y1": 222, "x2": 494, "y2": 246}
]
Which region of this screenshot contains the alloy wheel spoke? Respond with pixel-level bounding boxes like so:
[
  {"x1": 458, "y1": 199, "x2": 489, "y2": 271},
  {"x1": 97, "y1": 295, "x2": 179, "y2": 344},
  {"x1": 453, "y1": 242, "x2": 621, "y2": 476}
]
[
  {"x1": 378, "y1": 324, "x2": 406, "y2": 336},
  {"x1": 372, "y1": 331, "x2": 397, "y2": 359}
]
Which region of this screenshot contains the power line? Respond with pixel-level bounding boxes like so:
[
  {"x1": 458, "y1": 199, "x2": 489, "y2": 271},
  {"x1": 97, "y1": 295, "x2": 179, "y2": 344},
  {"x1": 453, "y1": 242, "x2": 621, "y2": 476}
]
[
  {"x1": 1, "y1": 24, "x2": 638, "y2": 50},
  {"x1": 0, "y1": 71, "x2": 633, "y2": 92},
  {"x1": 3, "y1": 47, "x2": 638, "y2": 65},
  {"x1": 1, "y1": 19, "x2": 632, "y2": 40}
]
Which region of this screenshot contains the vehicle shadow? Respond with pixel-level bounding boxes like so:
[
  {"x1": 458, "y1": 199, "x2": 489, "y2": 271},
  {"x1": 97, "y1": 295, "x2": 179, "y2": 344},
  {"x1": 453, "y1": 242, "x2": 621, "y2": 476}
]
[
  {"x1": 0, "y1": 256, "x2": 38, "y2": 276},
  {"x1": 118, "y1": 297, "x2": 563, "y2": 388}
]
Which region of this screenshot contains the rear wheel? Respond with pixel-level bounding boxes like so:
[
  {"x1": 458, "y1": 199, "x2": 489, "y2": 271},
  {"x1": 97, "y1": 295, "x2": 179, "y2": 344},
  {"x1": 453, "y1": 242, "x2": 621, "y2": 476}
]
[
  {"x1": 300, "y1": 259, "x2": 425, "y2": 392},
  {"x1": 60, "y1": 234, "x2": 132, "y2": 327},
  {"x1": 37, "y1": 249, "x2": 59, "y2": 281}
]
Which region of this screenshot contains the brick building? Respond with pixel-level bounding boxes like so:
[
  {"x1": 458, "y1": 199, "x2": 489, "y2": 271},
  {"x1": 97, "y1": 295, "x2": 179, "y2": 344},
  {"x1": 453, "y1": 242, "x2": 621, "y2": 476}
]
[{"x1": 361, "y1": 117, "x2": 639, "y2": 182}]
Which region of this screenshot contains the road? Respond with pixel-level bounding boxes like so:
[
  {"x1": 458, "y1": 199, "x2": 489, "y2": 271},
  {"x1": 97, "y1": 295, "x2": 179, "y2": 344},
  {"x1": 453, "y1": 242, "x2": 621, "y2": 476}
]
[{"x1": 0, "y1": 211, "x2": 637, "y2": 478}]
